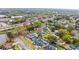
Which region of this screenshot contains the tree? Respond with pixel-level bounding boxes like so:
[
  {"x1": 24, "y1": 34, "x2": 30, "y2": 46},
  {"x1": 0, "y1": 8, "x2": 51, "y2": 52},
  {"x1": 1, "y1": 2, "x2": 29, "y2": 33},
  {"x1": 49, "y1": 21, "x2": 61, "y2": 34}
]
[
  {"x1": 43, "y1": 34, "x2": 57, "y2": 43},
  {"x1": 33, "y1": 20, "x2": 42, "y2": 28},
  {"x1": 72, "y1": 39, "x2": 79, "y2": 47},
  {"x1": 62, "y1": 35, "x2": 73, "y2": 44},
  {"x1": 26, "y1": 25, "x2": 34, "y2": 31},
  {"x1": 6, "y1": 32, "x2": 17, "y2": 38},
  {"x1": 53, "y1": 22, "x2": 61, "y2": 29},
  {"x1": 59, "y1": 29, "x2": 70, "y2": 35}
]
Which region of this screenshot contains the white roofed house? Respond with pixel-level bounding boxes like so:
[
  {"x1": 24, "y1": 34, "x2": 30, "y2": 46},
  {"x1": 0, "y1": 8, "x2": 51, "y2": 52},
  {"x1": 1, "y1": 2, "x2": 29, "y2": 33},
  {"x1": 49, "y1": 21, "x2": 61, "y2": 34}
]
[
  {"x1": 0, "y1": 18, "x2": 11, "y2": 23},
  {"x1": 23, "y1": 20, "x2": 31, "y2": 26},
  {"x1": 75, "y1": 19, "x2": 79, "y2": 30},
  {"x1": 0, "y1": 22, "x2": 9, "y2": 29},
  {"x1": 8, "y1": 18, "x2": 15, "y2": 24},
  {"x1": 0, "y1": 15, "x2": 7, "y2": 18},
  {"x1": 0, "y1": 18, "x2": 12, "y2": 29},
  {"x1": 11, "y1": 16, "x2": 23, "y2": 18}
]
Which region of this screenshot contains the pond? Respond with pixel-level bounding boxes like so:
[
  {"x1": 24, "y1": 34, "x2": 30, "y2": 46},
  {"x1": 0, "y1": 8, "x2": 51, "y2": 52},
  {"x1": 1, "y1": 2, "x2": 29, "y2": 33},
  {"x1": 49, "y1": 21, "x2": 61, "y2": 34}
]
[{"x1": 0, "y1": 34, "x2": 7, "y2": 44}]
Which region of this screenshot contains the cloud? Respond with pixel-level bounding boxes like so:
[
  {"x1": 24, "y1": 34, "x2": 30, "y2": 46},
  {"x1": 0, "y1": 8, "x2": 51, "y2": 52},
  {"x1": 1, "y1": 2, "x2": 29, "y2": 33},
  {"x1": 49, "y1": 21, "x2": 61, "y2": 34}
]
[{"x1": 0, "y1": 0, "x2": 78, "y2": 9}]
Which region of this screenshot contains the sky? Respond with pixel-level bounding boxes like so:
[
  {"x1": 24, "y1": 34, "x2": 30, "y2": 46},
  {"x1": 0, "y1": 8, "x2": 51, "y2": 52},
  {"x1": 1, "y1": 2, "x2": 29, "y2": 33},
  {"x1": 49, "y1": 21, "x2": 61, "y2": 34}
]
[{"x1": 0, "y1": 0, "x2": 79, "y2": 9}]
